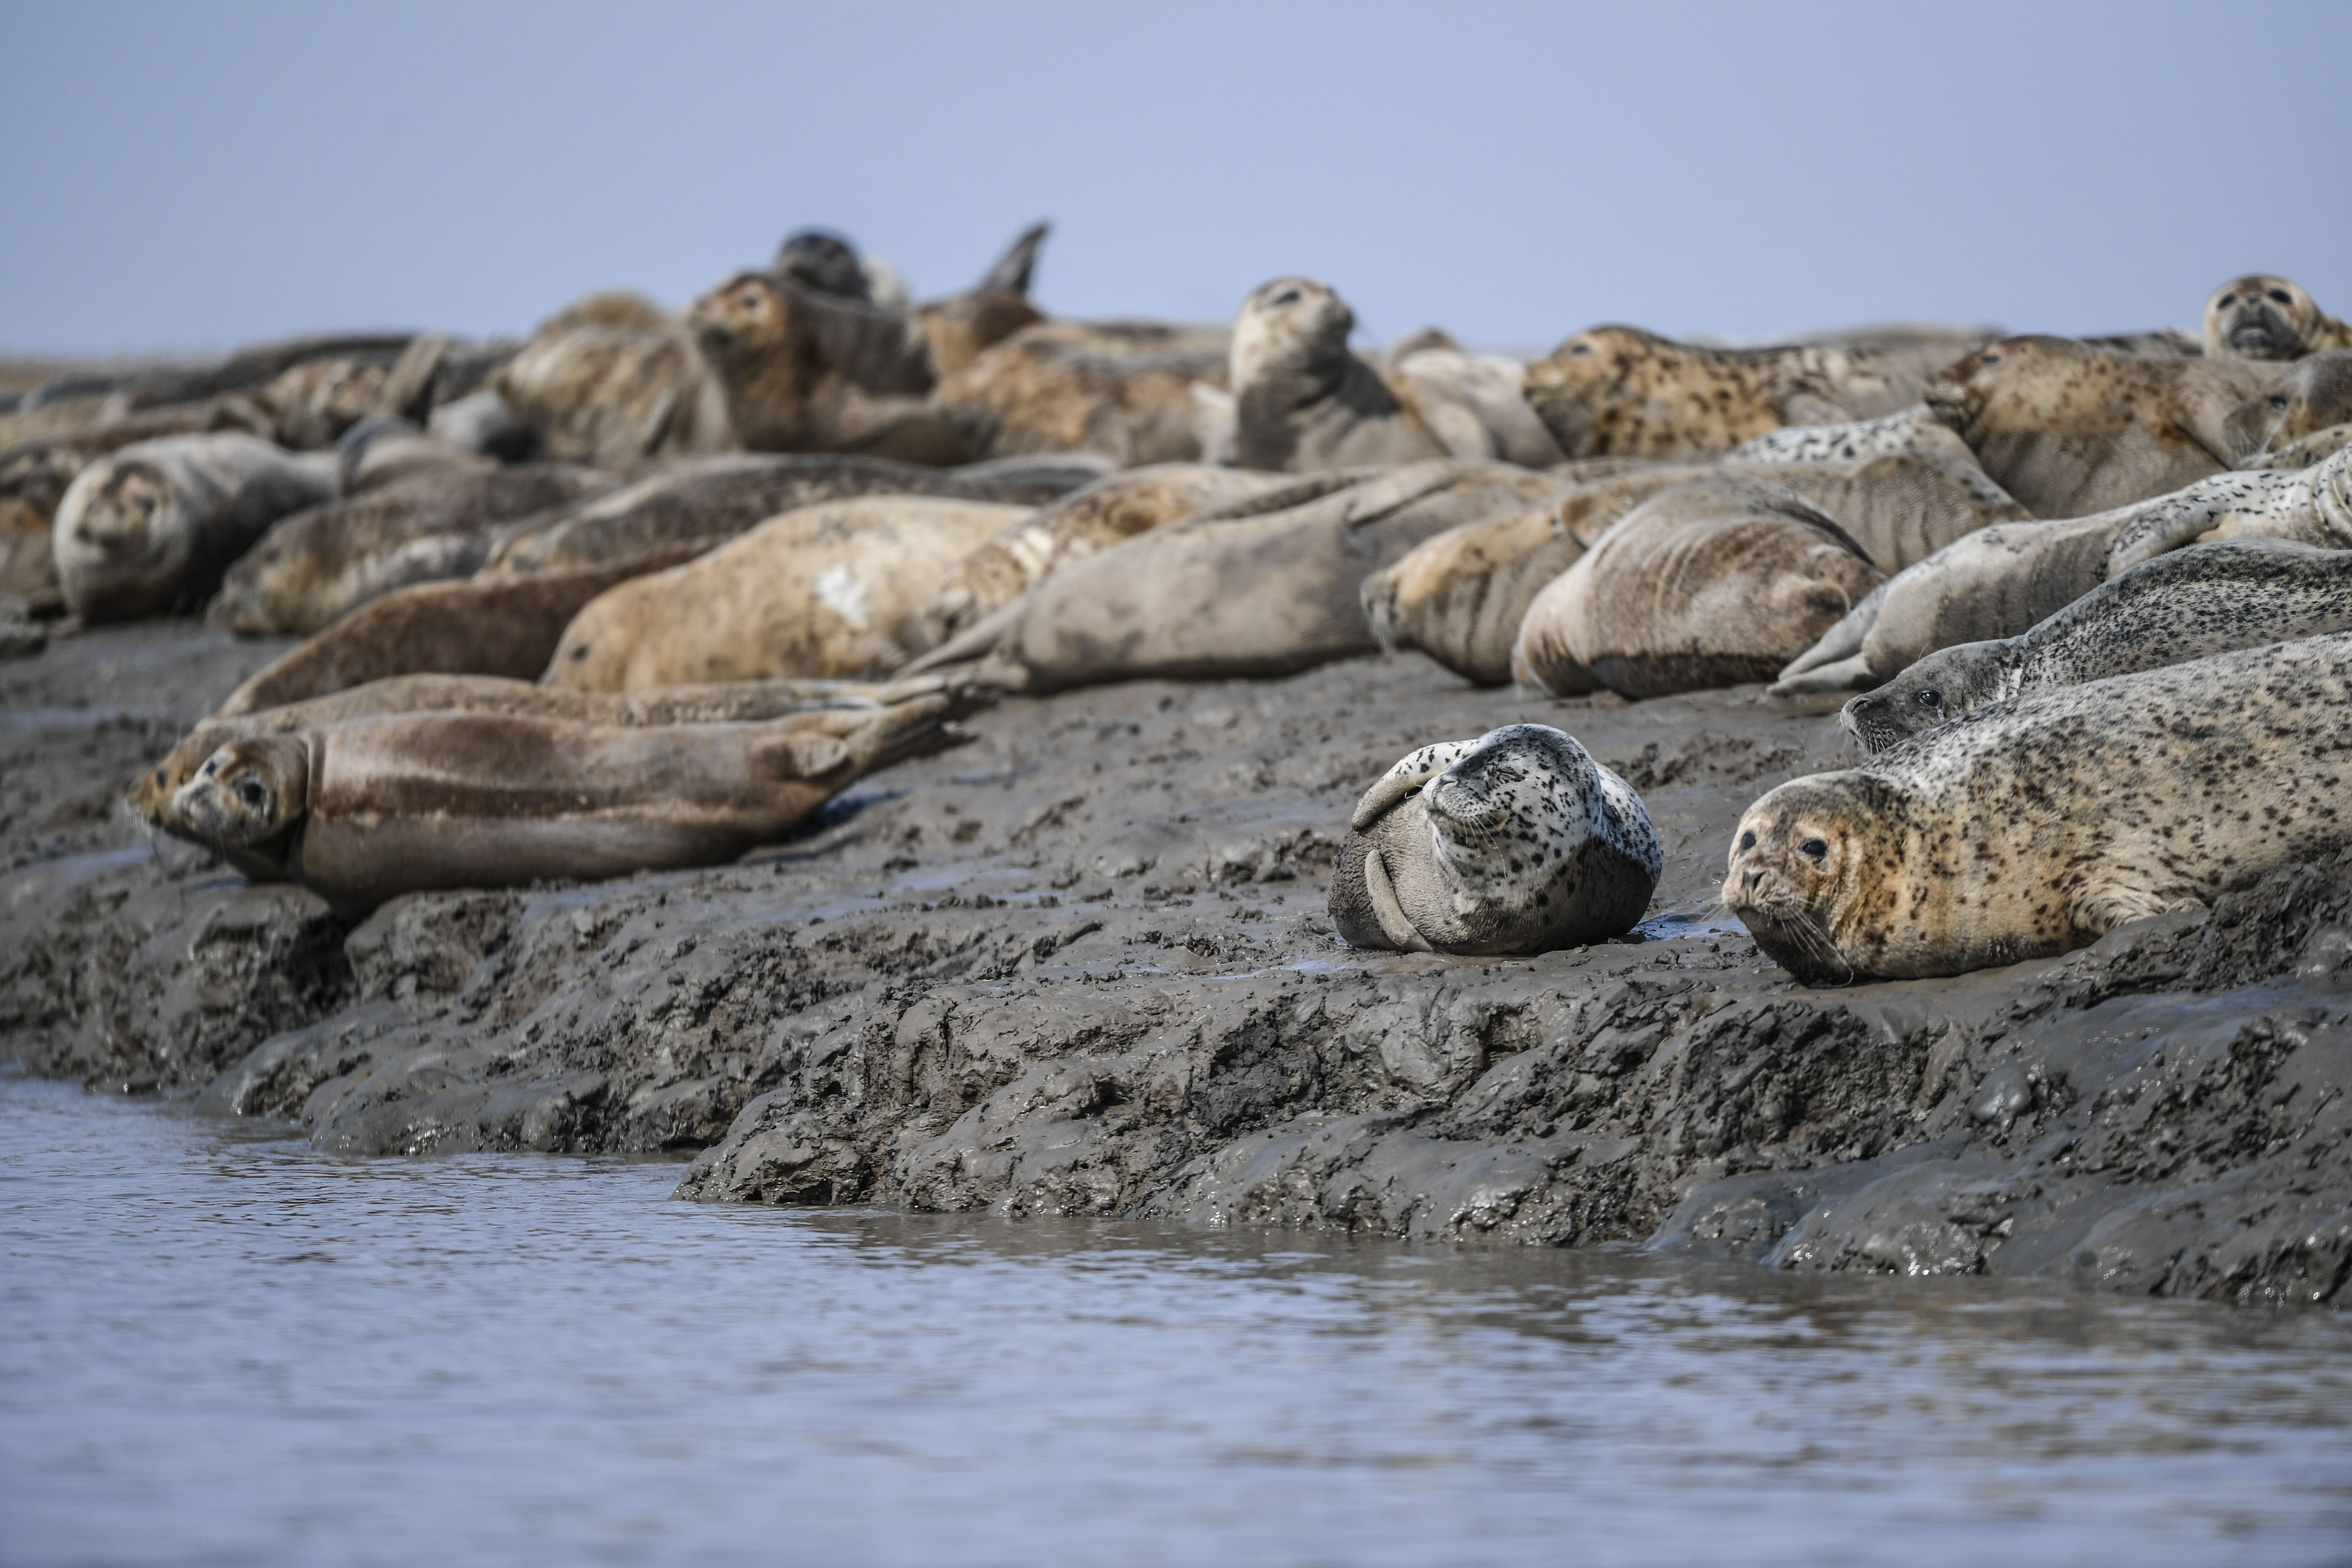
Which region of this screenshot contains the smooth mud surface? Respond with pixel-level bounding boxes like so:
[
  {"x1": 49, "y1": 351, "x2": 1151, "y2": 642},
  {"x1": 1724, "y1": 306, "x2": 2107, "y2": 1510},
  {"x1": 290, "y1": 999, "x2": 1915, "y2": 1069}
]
[
  {"x1": 5, "y1": 1071, "x2": 2351, "y2": 1568},
  {"x1": 3, "y1": 621, "x2": 2350, "y2": 1306}
]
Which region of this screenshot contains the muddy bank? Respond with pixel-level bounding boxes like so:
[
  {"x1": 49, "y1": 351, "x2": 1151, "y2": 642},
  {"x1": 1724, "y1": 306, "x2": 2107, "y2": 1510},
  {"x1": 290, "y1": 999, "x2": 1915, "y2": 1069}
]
[{"x1": 2, "y1": 621, "x2": 2346, "y2": 1307}]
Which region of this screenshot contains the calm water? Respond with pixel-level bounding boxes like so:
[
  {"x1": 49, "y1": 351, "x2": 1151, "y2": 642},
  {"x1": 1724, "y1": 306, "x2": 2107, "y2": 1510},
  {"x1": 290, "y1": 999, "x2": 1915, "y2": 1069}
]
[{"x1": 4, "y1": 1072, "x2": 2349, "y2": 1568}]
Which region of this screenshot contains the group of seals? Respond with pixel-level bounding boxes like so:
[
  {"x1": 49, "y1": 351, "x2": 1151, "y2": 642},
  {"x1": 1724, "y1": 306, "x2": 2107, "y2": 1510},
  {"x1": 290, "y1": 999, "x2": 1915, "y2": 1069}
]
[
  {"x1": 1726, "y1": 634, "x2": 2352, "y2": 982},
  {"x1": 1840, "y1": 539, "x2": 2352, "y2": 753},
  {"x1": 1329, "y1": 724, "x2": 1661, "y2": 956}
]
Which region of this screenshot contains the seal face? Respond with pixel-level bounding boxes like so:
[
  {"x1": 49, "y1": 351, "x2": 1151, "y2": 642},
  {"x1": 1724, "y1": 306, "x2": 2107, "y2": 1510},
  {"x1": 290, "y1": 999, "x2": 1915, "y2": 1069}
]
[
  {"x1": 2202, "y1": 275, "x2": 2351, "y2": 361},
  {"x1": 1730, "y1": 633, "x2": 2352, "y2": 982},
  {"x1": 1329, "y1": 724, "x2": 1661, "y2": 957},
  {"x1": 172, "y1": 737, "x2": 309, "y2": 852}
]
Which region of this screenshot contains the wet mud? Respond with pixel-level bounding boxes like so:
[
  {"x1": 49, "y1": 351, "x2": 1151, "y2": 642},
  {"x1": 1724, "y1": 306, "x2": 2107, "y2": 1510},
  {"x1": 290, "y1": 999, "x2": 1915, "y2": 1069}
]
[{"x1": 3, "y1": 621, "x2": 2346, "y2": 1307}]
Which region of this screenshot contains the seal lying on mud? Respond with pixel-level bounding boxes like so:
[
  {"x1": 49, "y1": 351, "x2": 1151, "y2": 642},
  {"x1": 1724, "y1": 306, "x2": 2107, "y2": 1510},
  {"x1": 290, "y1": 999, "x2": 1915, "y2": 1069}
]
[
  {"x1": 1923, "y1": 336, "x2": 2280, "y2": 515},
  {"x1": 1512, "y1": 477, "x2": 1884, "y2": 700},
  {"x1": 1775, "y1": 446, "x2": 2352, "y2": 693},
  {"x1": 53, "y1": 433, "x2": 337, "y2": 621},
  {"x1": 2203, "y1": 275, "x2": 2352, "y2": 361},
  {"x1": 1330, "y1": 724, "x2": 1661, "y2": 956},
  {"x1": 1520, "y1": 327, "x2": 1970, "y2": 461},
  {"x1": 163, "y1": 696, "x2": 968, "y2": 916},
  {"x1": 1838, "y1": 540, "x2": 2352, "y2": 753},
  {"x1": 1725, "y1": 633, "x2": 2352, "y2": 983}
]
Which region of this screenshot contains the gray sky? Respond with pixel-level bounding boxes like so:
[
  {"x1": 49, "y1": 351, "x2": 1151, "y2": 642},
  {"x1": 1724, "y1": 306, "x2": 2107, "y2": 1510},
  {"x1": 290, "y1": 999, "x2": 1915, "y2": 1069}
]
[{"x1": 4, "y1": 0, "x2": 2346, "y2": 359}]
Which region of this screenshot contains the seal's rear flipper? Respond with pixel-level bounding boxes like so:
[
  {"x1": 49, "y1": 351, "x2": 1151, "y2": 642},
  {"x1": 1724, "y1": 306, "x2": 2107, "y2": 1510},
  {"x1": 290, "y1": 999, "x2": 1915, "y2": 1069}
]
[
  {"x1": 1769, "y1": 654, "x2": 1878, "y2": 697},
  {"x1": 976, "y1": 222, "x2": 1050, "y2": 298}
]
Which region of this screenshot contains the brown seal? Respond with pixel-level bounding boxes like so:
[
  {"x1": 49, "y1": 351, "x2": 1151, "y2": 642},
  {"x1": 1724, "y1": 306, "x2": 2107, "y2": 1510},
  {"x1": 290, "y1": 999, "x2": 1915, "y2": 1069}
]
[
  {"x1": 2202, "y1": 275, "x2": 2352, "y2": 361},
  {"x1": 1726, "y1": 633, "x2": 2352, "y2": 982},
  {"x1": 161, "y1": 692, "x2": 968, "y2": 917},
  {"x1": 931, "y1": 329, "x2": 1229, "y2": 466},
  {"x1": 1922, "y1": 335, "x2": 2281, "y2": 516},
  {"x1": 1511, "y1": 476, "x2": 1885, "y2": 699},
  {"x1": 2219, "y1": 350, "x2": 2352, "y2": 463},
  {"x1": 495, "y1": 298, "x2": 738, "y2": 470},
  {"x1": 1521, "y1": 326, "x2": 1972, "y2": 461},
  {"x1": 53, "y1": 433, "x2": 337, "y2": 622},
  {"x1": 214, "y1": 546, "x2": 708, "y2": 717},
  {"x1": 544, "y1": 496, "x2": 1028, "y2": 689},
  {"x1": 209, "y1": 464, "x2": 614, "y2": 635},
  {"x1": 1329, "y1": 724, "x2": 1661, "y2": 956}
]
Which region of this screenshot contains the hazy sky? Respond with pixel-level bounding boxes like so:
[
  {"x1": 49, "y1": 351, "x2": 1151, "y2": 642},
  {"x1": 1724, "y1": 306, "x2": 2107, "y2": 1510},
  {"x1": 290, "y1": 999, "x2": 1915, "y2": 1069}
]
[{"x1": 4, "y1": 0, "x2": 2347, "y2": 358}]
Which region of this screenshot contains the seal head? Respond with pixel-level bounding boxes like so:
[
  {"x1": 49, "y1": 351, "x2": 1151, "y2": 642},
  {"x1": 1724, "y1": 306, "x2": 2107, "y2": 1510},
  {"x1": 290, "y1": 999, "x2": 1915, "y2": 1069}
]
[
  {"x1": 1722, "y1": 776, "x2": 1908, "y2": 984},
  {"x1": 2203, "y1": 275, "x2": 2334, "y2": 361},
  {"x1": 169, "y1": 737, "x2": 310, "y2": 855}
]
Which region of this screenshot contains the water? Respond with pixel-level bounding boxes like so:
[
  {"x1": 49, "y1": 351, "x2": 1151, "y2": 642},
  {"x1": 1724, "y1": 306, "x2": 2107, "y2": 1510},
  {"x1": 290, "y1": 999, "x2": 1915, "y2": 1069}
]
[{"x1": 4, "y1": 1072, "x2": 2349, "y2": 1568}]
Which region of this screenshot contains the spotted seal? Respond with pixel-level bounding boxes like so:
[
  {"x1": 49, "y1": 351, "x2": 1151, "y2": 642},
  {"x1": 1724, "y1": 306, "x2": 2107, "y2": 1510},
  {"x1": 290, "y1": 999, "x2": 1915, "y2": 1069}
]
[
  {"x1": 2220, "y1": 350, "x2": 2352, "y2": 464},
  {"x1": 1330, "y1": 724, "x2": 1661, "y2": 956},
  {"x1": 1840, "y1": 539, "x2": 2352, "y2": 753},
  {"x1": 495, "y1": 302, "x2": 738, "y2": 470},
  {"x1": 2202, "y1": 275, "x2": 2352, "y2": 361},
  {"x1": 162, "y1": 693, "x2": 966, "y2": 916},
  {"x1": 1726, "y1": 633, "x2": 2352, "y2": 982},
  {"x1": 929, "y1": 330, "x2": 1229, "y2": 466}
]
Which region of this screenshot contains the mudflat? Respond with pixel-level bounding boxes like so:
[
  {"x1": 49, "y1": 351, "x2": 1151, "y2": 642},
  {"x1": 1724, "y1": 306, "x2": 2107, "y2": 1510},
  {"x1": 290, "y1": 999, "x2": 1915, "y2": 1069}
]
[{"x1": 4, "y1": 619, "x2": 2347, "y2": 1305}]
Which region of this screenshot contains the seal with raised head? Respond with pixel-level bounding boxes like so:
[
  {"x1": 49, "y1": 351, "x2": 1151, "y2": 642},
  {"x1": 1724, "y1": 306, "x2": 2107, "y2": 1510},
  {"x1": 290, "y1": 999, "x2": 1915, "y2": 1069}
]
[
  {"x1": 1228, "y1": 277, "x2": 1446, "y2": 472},
  {"x1": 2203, "y1": 275, "x2": 2352, "y2": 361},
  {"x1": 1521, "y1": 327, "x2": 1972, "y2": 462},
  {"x1": 53, "y1": 433, "x2": 337, "y2": 621},
  {"x1": 1922, "y1": 335, "x2": 2281, "y2": 516},
  {"x1": 1840, "y1": 539, "x2": 2352, "y2": 753},
  {"x1": 210, "y1": 463, "x2": 614, "y2": 635},
  {"x1": 162, "y1": 692, "x2": 966, "y2": 916},
  {"x1": 1726, "y1": 633, "x2": 2352, "y2": 983},
  {"x1": 1512, "y1": 476, "x2": 1885, "y2": 700},
  {"x1": 1330, "y1": 724, "x2": 1661, "y2": 956}
]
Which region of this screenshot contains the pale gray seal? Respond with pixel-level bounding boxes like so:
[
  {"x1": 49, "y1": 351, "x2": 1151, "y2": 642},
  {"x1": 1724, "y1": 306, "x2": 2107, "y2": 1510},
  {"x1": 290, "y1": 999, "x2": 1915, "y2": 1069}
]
[
  {"x1": 1229, "y1": 277, "x2": 1446, "y2": 472},
  {"x1": 1840, "y1": 539, "x2": 2352, "y2": 753},
  {"x1": 1726, "y1": 633, "x2": 2352, "y2": 982},
  {"x1": 1330, "y1": 724, "x2": 1662, "y2": 956}
]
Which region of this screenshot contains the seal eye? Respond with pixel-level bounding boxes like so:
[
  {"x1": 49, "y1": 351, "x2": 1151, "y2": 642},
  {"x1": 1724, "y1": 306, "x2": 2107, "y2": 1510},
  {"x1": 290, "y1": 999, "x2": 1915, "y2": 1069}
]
[
  {"x1": 1914, "y1": 688, "x2": 1942, "y2": 709},
  {"x1": 1568, "y1": 343, "x2": 1592, "y2": 357},
  {"x1": 235, "y1": 778, "x2": 267, "y2": 810},
  {"x1": 1738, "y1": 830, "x2": 1756, "y2": 852},
  {"x1": 1267, "y1": 288, "x2": 1301, "y2": 308},
  {"x1": 569, "y1": 644, "x2": 589, "y2": 660},
  {"x1": 1799, "y1": 838, "x2": 1829, "y2": 862},
  {"x1": 2268, "y1": 289, "x2": 2292, "y2": 304},
  {"x1": 2218, "y1": 293, "x2": 2237, "y2": 308},
  {"x1": 2270, "y1": 395, "x2": 2289, "y2": 412}
]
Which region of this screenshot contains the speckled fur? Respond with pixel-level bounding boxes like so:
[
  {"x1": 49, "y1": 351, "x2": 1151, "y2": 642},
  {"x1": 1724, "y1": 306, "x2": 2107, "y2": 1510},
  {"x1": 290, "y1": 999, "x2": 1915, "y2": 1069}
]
[
  {"x1": 1842, "y1": 539, "x2": 2352, "y2": 752},
  {"x1": 2202, "y1": 275, "x2": 2352, "y2": 362},
  {"x1": 1329, "y1": 724, "x2": 1661, "y2": 956},
  {"x1": 1729, "y1": 633, "x2": 2352, "y2": 982}
]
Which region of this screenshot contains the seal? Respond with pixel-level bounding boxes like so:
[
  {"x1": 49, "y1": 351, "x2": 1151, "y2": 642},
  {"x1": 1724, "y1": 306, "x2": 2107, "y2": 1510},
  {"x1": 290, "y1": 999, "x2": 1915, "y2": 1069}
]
[
  {"x1": 482, "y1": 451, "x2": 1100, "y2": 578},
  {"x1": 495, "y1": 303, "x2": 738, "y2": 471},
  {"x1": 214, "y1": 546, "x2": 709, "y2": 717},
  {"x1": 1922, "y1": 335, "x2": 2281, "y2": 516},
  {"x1": 210, "y1": 463, "x2": 615, "y2": 635},
  {"x1": 1384, "y1": 345, "x2": 1565, "y2": 467},
  {"x1": 544, "y1": 495, "x2": 1029, "y2": 689},
  {"x1": 1775, "y1": 446, "x2": 2352, "y2": 694},
  {"x1": 1367, "y1": 450, "x2": 2025, "y2": 688},
  {"x1": 923, "y1": 463, "x2": 1307, "y2": 640},
  {"x1": 52, "y1": 433, "x2": 338, "y2": 622},
  {"x1": 331, "y1": 414, "x2": 495, "y2": 495},
  {"x1": 1228, "y1": 277, "x2": 1445, "y2": 471},
  {"x1": 252, "y1": 355, "x2": 396, "y2": 450},
  {"x1": 931, "y1": 330, "x2": 1230, "y2": 466},
  {"x1": 910, "y1": 461, "x2": 1574, "y2": 692},
  {"x1": 1520, "y1": 327, "x2": 1972, "y2": 461},
  {"x1": 2202, "y1": 275, "x2": 2352, "y2": 361},
  {"x1": 1840, "y1": 539, "x2": 2352, "y2": 753},
  {"x1": 1512, "y1": 476, "x2": 1885, "y2": 700},
  {"x1": 131, "y1": 669, "x2": 980, "y2": 828},
  {"x1": 1328, "y1": 724, "x2": 1661, "y2": 956},
  {"x1": 161, "y1": 691, "x2": 968, "y2": 917},
  {"x1": 2219, "y1": 350, "x2": 2352, "y2": 463},
  {"x1": 1725, "y1": 633, "x2": 2352, "y2": 982}
]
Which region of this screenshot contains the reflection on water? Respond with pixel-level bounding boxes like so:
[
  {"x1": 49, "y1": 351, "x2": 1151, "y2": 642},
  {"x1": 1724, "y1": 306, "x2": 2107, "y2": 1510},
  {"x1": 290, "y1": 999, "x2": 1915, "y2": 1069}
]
[{"x1": 3, "y1": 1072, "x2": 2349, "y2": 1568}]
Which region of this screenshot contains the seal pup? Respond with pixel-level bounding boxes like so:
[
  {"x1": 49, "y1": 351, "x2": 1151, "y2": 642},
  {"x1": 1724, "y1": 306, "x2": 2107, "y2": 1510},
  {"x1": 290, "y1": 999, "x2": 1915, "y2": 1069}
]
[
  {"x1": 1726, "y1": 634, "x2": 2352, "y2": 983},
  {"x1": 1922, "y1": 335, "x2": 2281, "y2": 515},
  {"x1": 931, "y1": 329, "x2": 1230, "y2": 466},
  {"x1": 213, "y1": 547, "x2": 708, "y2": 718},
  {"x1": 482, "y1": 451, "x2": 1099, "y2": 578},
  {"x1": 923, "y1": 464, "x2": 1309, "y2": 640},
  {"x1": 208, "y1": 464, "x2": 616, "y2": 636},
  {"x1": 53, "y1": 433, "x2": 338, "y2": 621},
  {"x1": 162, "y1": 693, "x2": 969, "y2": 917},
  {"x1": 1513, "y1": 477, "x2": 1885, "y2": 700},
  {"x1": 1520, "y1": 327, "x2": 1972, "y2": 462},
  {"x1": 910, "y1": 461, "x2": 1573, "y2": 691},
  {"x1": 1840, "y1": 539, "x2": 2352, "y2": 753},
  {"x1": 544, "y1": 496, "x2": 1028, "y2": 689},
  {"x1": 1329, "y1": 724, "x2": 1661, "y2": 956},
  {"x1": 1228, "y1": 277, "x2": 1446, "y2": 472},
  {"x1": 2203, "y1": 275, "x2": 2352, "y2": 361}
]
